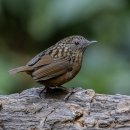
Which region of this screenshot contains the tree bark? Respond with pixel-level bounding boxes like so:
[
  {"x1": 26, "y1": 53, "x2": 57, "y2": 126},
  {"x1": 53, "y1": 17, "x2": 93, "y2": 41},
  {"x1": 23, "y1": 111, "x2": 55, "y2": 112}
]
[{"x1": 0, "y1": 87, "x2": 130, "y2": 130}]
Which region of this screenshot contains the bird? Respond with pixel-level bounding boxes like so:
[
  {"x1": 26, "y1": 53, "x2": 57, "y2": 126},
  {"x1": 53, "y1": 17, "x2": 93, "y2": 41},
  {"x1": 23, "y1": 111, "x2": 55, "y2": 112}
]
[{"x1": 9, "y1": 35, "x2": 97, "y2": 92}]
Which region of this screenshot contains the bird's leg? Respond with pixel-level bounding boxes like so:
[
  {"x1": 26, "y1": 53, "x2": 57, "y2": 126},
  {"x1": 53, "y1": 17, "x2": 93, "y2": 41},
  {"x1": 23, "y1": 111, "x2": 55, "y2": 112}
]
[
  {"x1": 50, "y1": 86, "x2": 76, "y2": 101},
  {"x1": 64, "y1": 88, "x2": 79, "y2": 102},
  {"x1": 39, "y1": 86, "x2": 47, "y2": 98},
  {"x1": 39, "y1": 85, "x2": 54, "y2": 98}
]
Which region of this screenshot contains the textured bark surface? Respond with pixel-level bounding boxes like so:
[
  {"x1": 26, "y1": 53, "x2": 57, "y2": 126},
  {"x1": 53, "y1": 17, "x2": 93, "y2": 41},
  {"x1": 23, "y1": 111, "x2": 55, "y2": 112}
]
[{"x1": 0, "y1": 87, "x2": 130, "y2": 130}]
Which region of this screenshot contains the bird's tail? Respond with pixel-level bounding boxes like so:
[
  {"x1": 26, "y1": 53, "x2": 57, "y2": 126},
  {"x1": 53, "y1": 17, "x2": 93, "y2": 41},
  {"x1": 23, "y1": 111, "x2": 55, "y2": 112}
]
[{"x1": 9, "y1": 66, "x2": 32, "y2": 75}]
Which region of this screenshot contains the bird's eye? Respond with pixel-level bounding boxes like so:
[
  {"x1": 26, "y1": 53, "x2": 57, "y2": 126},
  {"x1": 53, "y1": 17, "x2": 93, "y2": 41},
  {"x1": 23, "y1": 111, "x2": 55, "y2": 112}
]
[{"x1": 75, "y1": 42, "x2": 79, "y2": 45}]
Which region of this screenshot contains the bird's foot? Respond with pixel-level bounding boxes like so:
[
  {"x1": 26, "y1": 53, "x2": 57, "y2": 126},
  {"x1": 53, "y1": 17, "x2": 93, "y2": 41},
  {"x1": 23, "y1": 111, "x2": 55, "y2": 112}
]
[
  {"x1": 58, "y1": 86, "x2": 69, "y2": 92},
  {"x1": 64, "y1": 88, "x2": 80, "y2": 102},
  {"x1": 47, "y1": 86, "x2": 69, "y2": 92},
  {"x1": 39, "y1": 86, "x2": 69, "y2": 99},
  {"x1": 39, "y1": 87, "x2": 55, "y2": 98},
  {"x1": 39, "y1": 87, "x2": 47, "y2": 98},
  {"x1": 39, "y1": 86, "x2": 77, "y2": 101}
]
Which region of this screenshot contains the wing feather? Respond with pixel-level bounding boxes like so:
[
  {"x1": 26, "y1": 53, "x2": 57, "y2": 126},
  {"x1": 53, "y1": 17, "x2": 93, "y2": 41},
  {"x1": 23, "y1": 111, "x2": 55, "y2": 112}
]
[
  {"x1": 32, "y1": 60, "x2": 70, "y2": 81},
  {"x1": 27, "y1": 45, "x2": 55, "y2": 66}
]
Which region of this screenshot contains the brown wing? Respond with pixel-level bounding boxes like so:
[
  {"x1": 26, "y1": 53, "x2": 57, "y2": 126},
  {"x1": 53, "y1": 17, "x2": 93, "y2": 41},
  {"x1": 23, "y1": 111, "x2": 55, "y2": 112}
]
[
  {"x1": 27, "y1": 45, "x2": 55, "y2": 66},
  {"x1": 27, "y1": 51, "x2": 46, "y2": 66},
  {"x1": 32, "y1": 60, "x2": 71, "y2": 81},
  {"x1": 32, "y1": 55, "x2": 53, "y2": 68}
]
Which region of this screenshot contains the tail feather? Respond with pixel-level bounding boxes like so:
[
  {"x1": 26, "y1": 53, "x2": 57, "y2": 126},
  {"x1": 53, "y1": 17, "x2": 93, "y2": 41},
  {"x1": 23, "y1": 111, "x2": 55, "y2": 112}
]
[{"x1": 9, "y1": 66, "x2": 32, "y2": 75}]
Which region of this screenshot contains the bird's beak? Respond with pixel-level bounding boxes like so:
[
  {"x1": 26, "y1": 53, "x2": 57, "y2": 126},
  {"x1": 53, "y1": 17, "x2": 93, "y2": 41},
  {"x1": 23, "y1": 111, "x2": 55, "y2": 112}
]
[
  {"x1": 83, "y1": 40, "x2": 97, "y2": 49},
  {"x1": 88, "y1": 40, "x2": 98, "y2": 46}
]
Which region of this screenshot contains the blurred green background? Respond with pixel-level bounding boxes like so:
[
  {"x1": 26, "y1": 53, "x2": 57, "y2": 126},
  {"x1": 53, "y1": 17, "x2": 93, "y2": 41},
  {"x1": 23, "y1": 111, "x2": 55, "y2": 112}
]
[{"x1": 0, "y1": 0, "x2": 130, "y2": 95}]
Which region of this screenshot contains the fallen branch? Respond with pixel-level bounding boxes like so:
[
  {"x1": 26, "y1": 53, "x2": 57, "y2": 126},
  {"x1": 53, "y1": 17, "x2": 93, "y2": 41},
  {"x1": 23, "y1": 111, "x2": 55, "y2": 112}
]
[{"x1": 0, "y1": 87, "x2": 130, "y2": 130}]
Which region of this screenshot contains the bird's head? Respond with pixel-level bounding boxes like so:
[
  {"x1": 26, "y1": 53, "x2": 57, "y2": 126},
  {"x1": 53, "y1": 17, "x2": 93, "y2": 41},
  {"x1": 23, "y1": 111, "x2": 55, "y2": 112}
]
[{"x1": 57, "y1": 35, "x2": 97, "y2": 52}]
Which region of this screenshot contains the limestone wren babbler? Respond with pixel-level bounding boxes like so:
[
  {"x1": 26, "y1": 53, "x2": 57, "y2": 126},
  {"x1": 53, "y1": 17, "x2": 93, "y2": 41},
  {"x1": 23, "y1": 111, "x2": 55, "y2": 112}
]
[{"x1": 9, "y1": 35, "x2": 97, "y2": 88}]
